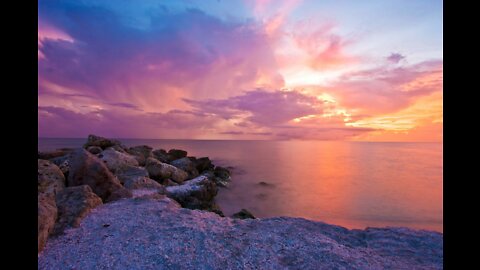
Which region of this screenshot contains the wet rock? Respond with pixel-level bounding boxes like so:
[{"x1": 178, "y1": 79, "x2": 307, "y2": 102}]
[
  {"x1": 99, "y1": 148, "x2": 139, "y2": 173},
  {"x1": 165, "y1": 175, "x2": 218, "y2": 210},
  {"x1": 38, "y1": 193, "x2": 57, "y2": 253},
  {"x1": 87, "y1": 146, "x2": 102, "y2": 155},
  {"x1": 67, "y1": 148, "x2": 132, "y2": 202},
  {"x1": 38, "y1": 159, "x2": 65, "y2": 195},
  {"x1": 54, "y1": 185, "x2": 103, "y2": 235},
  {"x1": 168, "y1": 149, "x2": 188, "y2": 160},
  {"x1": 170, "y1": 157, "x2": 199, "y2": 179},
  {"x1": 214, "y1": 166, "x2": 231, "y2": 181},
  {"x1": 194, "y1": 157, "x2": 214, "y2": 172},
  {"x1": 127, "y1": 145, "x2": 153, "y2": 166},
  {"x1": 115, "y1": 165, "x2": 149, "y2": 185},
  {"x1": 232, "y1": 209, "x2": 256, "y2": 219},
  {"x1": 145, "y1": 157, "x2": 188, "y2": 184},
  {"x1": 83, "y1": 134, "x2": 123, "y2": 150}
]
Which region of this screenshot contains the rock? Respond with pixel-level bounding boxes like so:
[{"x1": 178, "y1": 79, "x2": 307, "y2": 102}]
[
  {"x1": 38, "y1": 198, "x2": 443, "y2": 269},
  {"x1": 83, "y1": 134, "x2": 123, "y2": 150},
  {"x1": 194, "y1": 157, "x2": 214, "y2": 172},
  {"x1": 115, "y1": 165, "x2": 149, "y2": 185},
  {"x1": 38, "y1": 149, "x2": 73, "y2": 160},
  {"x1": 87, "y1": 146, "x2": 102, "y2": 155},
  {"x1": 38, "y1": 193, "x2": 57, "y2": 253},
  {"x1": 127, "y1": 145, "x2": 153, "y2": 166},
  {"x1": 232, "y1": 209, "x2": 256, "y2": 219},
  {"x1": 53, "y1": 185, "x2": 103, "y2": 235},
  {"x1": 164, "y1": 179, "x2": 179, "y2": 186},
  {"x1": 99, "y1": 148, "x2": 139, "y2": 173},
  {"x1": 145, "y1": 157, "x2": 188, "y2": 184},
  {"x1": 165, "y1": 175, "x2": 218, "y2": 210},
  {"x1": 49, "y1": 155, "x2": 70, "y2": 178},
  {"x1": 168, "y1": 149, "x2": 187, "y2": 160},
  {"x1": 170, "y1": 157, "x2": 199, "y2": 179},
  {"x1": 38, "y1": 159, "x2": 65, "y2": 195},
  {"x1": 107, "y1": 145, "x2": 128, "y2": 153},
  {"x1": 124, "y1": 176, "x2": 166, "y2": 193},
  {"x1": 214, "y1": 166, "x2": 231, "y2": 181},
  {"x1": 67, "y1": 148, "x2": 132, "y2": 202},
  {"x1": 152, "y1": 149, "x2": 170, "y2": 163}
]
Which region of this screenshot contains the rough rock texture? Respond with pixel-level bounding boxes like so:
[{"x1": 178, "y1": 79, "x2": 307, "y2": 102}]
[
  {"x1": 38, "y1": 159, "x2": 65, "y2": 195},
  {"x1": 49, "y1": 155, "x2": 70, "y2": 177},
  {"x1": 127, "y1": 145, "x2": 153, "y2": 166},
  {"x1": 124, "y1": 176, "x2": 166, "y2": 193},
  {"x1": 38, "y1": 197, "x2": 443, "y2": 269},
  {"x1": 99, "y1": 148, "x2": 139, "y2": 173},
  {"x1": 145, "y1": 157, "x2": 188, "y2": 184},
  {"x1": 165, "y1": 175, "x2": 217, "y2": 210},
  {"x1": 38, "y1": 193, "x2": 57, "y2": 252},
  {"x1": 54, "y1": 185, "x2": 103, "y2": 235},
  {"x1": 152, "y1": 149, "x2": 170, "y2": 163},
  {"x1": 232, "y1": 209, "x2": 256, "y2": 219},
  {"x1": 87, "y1": 146, "x2": 103, "y2": 155},
  {"x1": 67, "y1": 148, "x2": 132, "y2": 202},
  {"x1": 170, "y1": 157, "x2": 199, "y2": 179},
  {"x1": 168, "y1": 149, "x2": 188, "y2": 160},
  {"x1": 83, "y1": 134, "x2": 123, "y2": 150},
  {"x1": 115, "y1": 165, "x2": 149, "y2": 185}
]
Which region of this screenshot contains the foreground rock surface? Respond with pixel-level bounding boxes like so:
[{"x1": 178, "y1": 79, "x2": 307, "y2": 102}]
[
  {"x1": 38, "y1": 193, "x2": 57, "y2": 252},
  {"x1": 38, "y1": 197, "x2": 443, "y2": 270}
]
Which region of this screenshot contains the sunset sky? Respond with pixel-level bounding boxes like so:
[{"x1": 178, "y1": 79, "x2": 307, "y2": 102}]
[{"x1": 38, "y1": 0, "x2": 443, "y2": 141}]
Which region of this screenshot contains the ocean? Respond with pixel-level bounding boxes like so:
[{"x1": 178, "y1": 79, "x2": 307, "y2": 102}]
[{"x1": 38, "y1": 138, "x2": 443, "y2": 232}]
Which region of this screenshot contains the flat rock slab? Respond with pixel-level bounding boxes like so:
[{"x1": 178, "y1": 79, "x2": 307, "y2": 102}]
[{"x1": 38, "y1": 197, "x2": 443, "y2": 270}]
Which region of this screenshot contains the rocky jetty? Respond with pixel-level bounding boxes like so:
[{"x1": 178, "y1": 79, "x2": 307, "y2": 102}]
[{"x1": 38, "y1": 134, "x2": 443, "y2": 269}]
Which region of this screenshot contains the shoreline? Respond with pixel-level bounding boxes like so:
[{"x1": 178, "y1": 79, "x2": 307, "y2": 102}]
[{"x1": 38, "y1": 134, "x2": 443, "y2": 268}]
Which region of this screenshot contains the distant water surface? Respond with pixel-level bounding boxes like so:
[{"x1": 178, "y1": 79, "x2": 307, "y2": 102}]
[{"x1": 38, "y1": 138, "x2": 443, "y2": 232}]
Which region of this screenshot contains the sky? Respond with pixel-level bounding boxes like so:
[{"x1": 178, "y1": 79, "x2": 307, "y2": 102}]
[{"x1": 38, "y1": 0, "x2": 443, "y2": 141}]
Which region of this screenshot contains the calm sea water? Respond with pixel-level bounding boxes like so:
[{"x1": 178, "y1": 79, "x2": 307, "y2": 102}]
[{"x1": 38, "y1": 138, "x2": 443, "y2": 232}]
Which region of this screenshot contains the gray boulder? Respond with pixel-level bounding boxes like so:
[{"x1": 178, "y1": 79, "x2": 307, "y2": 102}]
[
  {"x1": 127, "y1": 145, "x2": 153, "y2": 166},
  {"x1": 99, "y1": 148, "x2": 139, "y2": 173},
  {"x1": 67, "y1": 148, "x2": 132, "y2": 202},
  {"x1": 168, "y1": 149, "x2": 187, "y2": 160},
  {"x1": 165, "y1": 175, "x2": 218, "y2": 210},
  {"x1": 115, "y1": 165, "x2": 149, "y2": 185},
  {"x1": 170, "y1": 157, "x2": 199, "y2": 179},
  {"x1": 38, "y1": 159, "x2": 65, "y2": 195},
  {"x1": 194, "y1": 157, "x2": 214, "y2": 172},
  {"x1": 83, "y1": 134, "x2": 124, "y2": 150},
  {"x1": 49, "y1": 155, "x2": 70, "y2": 178},
  {"x1": 152, "y1": 149, "x2": 169, "y2": 163},
  {"x1": 54, "y1": 185, "x2": 103, "y2": 234},
  {"x1": 38, "y1": 193, "x2": 57, "y2": 253},
  {"x1": 145, "y1": 157, "x2": 188, "y2": 184}
]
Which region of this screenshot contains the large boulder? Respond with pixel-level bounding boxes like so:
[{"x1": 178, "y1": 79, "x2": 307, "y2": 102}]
[
  {"x1": 145, "y1": 157, "x2": 188, "y2": 184},
  {"x1": 54, "y1": 185, "x2": 103, "y2": 235},
  {"x1": 127, "y1": 145, "x2": 153, "y2": 166},
  {"x1": 152, "y1": 149, "x2": 169, "y2": 163},
  {"x1": 170, "y1": 157, "x2": 199, "y2": 179},
  {"x1": 194, "y1": 157, "x2": 214, "y2": 172},
  {"x1": 38, "y1": 159, "x2": 65, "y2": 195},
  {"x1": 38, "y1": 193, "x2": 57, "y2": 253},
  {"x1": 165, "y1": 175, "x2": 218, "y2": 210},
  {"x1": 67, "y1": 148, "x2": 132, "y2": 202},
  {"x1": 124, "y1": 177, "x2": 165, "y2": 191},
  {"x1": 99, "y1": 148, "x2": 139, "y2": 173},
  {"x1": 83, "y1": 134, "x2": 124, "y2": 150},
  {"x1": 115, "y1": 165, "x2": 149, "y2": 185},
  {"x1": 168, "y1": 149, "x2": 187, "y2": 160}
]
